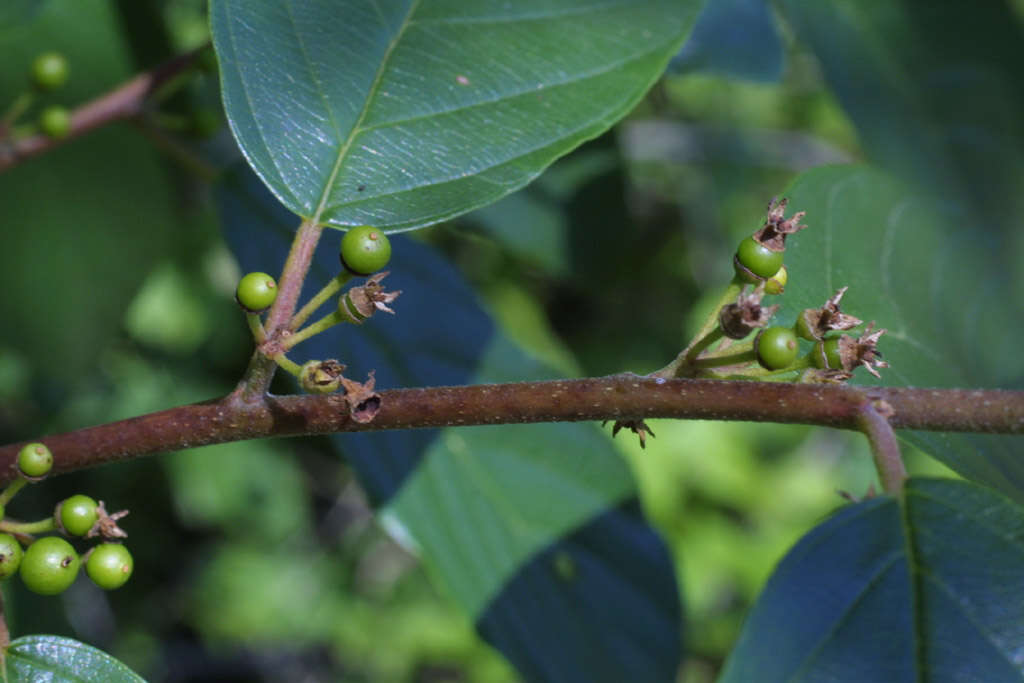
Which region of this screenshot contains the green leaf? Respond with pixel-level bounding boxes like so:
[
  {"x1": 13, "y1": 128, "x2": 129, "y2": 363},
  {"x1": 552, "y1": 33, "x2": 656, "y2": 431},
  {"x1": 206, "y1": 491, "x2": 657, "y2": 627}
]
[
  {"x1": 210, "y1": 0, "x2": 700, "y2": 232},
  {"x1": 775, "y1": 164, "x2": 1024, "y2": 499},
  {"x1": 778, "y1": 0, "x2": 1024, "y2": 238},
  {"x1": 5, "y1": 635, "x2": 145, "y2": 682},
  {"x1": 671, "y1": 0, "x2": 783, "y2": 82},
  {"x1": 720, "y1": 478, "x2": 1024, "y2": 682}
]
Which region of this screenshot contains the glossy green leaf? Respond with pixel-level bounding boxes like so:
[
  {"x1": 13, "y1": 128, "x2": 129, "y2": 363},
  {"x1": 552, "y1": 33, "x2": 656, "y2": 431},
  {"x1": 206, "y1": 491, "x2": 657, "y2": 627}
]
[
  {"x1": 720, "y1": 477, "x2": 1024, "y2": 682},
  {"x1": 774, "y1": 164, "x2": 1024, "y2": 499},
  {"x1": 5, "y1": 635, "x2": 145, "y2": 682},
  {"x1": 211, "y1": 0, "x2": 699, "y2": 232}
]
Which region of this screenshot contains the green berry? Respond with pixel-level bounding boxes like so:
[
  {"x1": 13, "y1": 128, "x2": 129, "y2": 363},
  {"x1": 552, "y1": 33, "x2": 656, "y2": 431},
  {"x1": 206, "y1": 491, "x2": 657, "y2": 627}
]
[
  {"x1": 340, "y1": 226, "x2": 391, "y2": 275},
  {"x1": 38, "y1": 106, "x2": 71, "y2": 138},
  {"x1": 735, "y1": 236, "x2": 784, "y2": 280},
  {"x1": 18, "y1": 442, "x2": 53, "y2": 478},
  {"x1": 235, "y1": 272, "x2": 278, "y2": 313},
  {"x1": 86, "y1": 543, "x2": 133, "y2": 590},
  {"x1": 814, "y1": 337, "x2": 843, "y2": 370},
  {"x1": 20, "y1": 536, "x2": 80, "y2": 595},
  {"x1": 31, "y1": 52, "x2": 69, "y2": 91},
  {"x1": 0, "y1": 533, "x2": 24, "y2": 580},
  {"x1": 59, "y1": 495, "x2": 99, "y2": 537},
  {"x1": 756, "y1": 326, "x2": 799, "y2": 370},
  {"x1": 764, "y1": 265, "x2": 788, "y2": 295},
  {"x1": 795, "y1": 310, "x2": 817, "y2": 341}
]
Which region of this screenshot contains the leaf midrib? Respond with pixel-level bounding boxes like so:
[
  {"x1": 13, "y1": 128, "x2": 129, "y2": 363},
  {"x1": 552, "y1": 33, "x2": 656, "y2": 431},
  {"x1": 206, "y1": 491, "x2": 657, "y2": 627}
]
[{"x1": 309, "y1": 0, "x2": 423, "y2": 226}]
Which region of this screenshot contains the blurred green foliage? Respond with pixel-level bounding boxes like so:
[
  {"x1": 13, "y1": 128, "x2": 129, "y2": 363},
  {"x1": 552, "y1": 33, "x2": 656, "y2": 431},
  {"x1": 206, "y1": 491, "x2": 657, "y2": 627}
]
[{"x1": 0, "y1": 1, "x2": 983, "y2": 681}]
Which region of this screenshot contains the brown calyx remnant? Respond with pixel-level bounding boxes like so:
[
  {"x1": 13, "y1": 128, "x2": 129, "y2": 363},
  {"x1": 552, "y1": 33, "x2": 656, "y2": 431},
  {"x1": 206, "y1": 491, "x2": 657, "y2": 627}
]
[
  {"x1": 340, "y1": 272, "x2": 401, "y2": 322},
  {"x1": 798, "y1": 287, "x2": 863, "y2": 341},
  {"x1": 754, "y1": 197, "x2": 808, "y2": 251},
  {"x1": 839, "y1": 323, "x2": 889, "y2": 379},
  {"x1": 719, "y1": 285, "x2": 779, "y2": 339},
  {"x1": 605, "y1": 419, "x2": 656, "y2": 449},
  {"x1": 86, "y1": 501, "x2": 129, "y2": 540},
  {"x1": 340, "y1": 371, "x2": 381, "y2": 423}
]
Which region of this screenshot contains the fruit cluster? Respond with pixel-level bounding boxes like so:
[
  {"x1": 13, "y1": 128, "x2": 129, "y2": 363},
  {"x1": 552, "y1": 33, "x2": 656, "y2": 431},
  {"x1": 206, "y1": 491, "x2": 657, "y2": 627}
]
[
  {"x1": 234, "y1": 227, "x2": 399, "y2": 397},
  {"x1": 0, "y1": 443, "x2": 133, "y2": 596},
  {"x1": 656, "y1": 199, "x2": 887, "y2": 382}
]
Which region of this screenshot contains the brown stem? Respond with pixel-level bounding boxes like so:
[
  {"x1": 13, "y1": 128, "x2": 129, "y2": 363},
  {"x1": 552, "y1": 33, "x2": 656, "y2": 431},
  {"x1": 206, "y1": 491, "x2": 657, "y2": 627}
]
[
  {"x1": 857, "y1": 399, "x2": 908, "y2": 494},
  {"x1": 0, "y1": 378, "x2": 1020, "y2": 485},
  {"x1": 241, "y1": 218, "x2": 325, "y2": 400},
  {"x1": 0, "y1": 46, "x2": 208, "y2": 173}
]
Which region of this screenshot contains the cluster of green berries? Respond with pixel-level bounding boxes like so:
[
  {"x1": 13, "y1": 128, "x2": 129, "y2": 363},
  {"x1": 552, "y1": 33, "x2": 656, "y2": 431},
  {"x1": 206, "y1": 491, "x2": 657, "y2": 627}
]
[
  {"x1": 28, "y1": 52, "x2": 73, "y2": 139},
  {"x1": 678, "y1": 199, "x2": 887, "y2": 381},
  {"x1": 235, "y1": 227, "x2": 395, "y2": 401},
  {"x1": 0, "y1": 443, "x2": 134, "y2": 596},
  {"x1": 234, "y1": 227, "x2": 393, "y2": 315}
]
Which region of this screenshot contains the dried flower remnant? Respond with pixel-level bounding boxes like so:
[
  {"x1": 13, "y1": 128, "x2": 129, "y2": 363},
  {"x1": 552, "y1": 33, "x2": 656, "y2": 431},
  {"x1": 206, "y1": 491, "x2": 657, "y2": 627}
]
[
  {"x1": 719, "y1": 285, "x2": 779, "y2": 339},
  {"x1": 753, "y1": 197, "x2": 808, "y2": 251},
  {"x1": 605, "y1": 419, "x2": 656, "y2": 448},
  {"x1": 339, "y1": 272, "x2": 401, "y2": 323},
  {"x1": 340, "y1": 371, "x2": 381, "y2": 423},
  {"x1": 841, "y1": 323, "x2": 890, "y2": 379},
  {"x1": 86, "y1": 501, "x2": 129, "y2": 540},
  {"x1": 797, "y1": 287, "x2": 863, "y2": 341}
]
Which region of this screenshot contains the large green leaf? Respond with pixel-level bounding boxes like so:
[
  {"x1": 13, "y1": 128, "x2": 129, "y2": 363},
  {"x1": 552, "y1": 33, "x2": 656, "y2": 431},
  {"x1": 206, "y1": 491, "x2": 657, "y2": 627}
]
[
  {"x1": 720, "y1": 477, "x2": 1024, "y2": 682},
  {"x1": 4, "y1": 636, "x2": 145, "y2": 682},
  {"x1": 775, "y1": 164, "x2": 1024, "y2": 499},
  {"x1": 210, "y1": 0, "x2": 699, "y2": 232}
]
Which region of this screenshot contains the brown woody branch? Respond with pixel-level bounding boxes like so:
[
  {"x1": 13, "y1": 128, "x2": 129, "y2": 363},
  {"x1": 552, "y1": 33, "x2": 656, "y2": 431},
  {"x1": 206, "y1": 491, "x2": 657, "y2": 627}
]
[{"x1": 0, "y1": 377, "x2": 1020, "y2": 484}]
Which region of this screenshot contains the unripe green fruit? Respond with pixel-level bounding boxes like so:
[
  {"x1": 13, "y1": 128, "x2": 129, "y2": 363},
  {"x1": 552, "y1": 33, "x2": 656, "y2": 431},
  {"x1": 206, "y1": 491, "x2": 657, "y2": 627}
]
[
  {"x1": 735, "y1": 236, "x2": 784, "y2": 280},
  {"x1": 0, "y1": 533, "x2": 24, "y2": 580},
  {"x1": 31, "y1": 52, "x2": 70, "y2": 90},
  {"x1": 814, "y1": 337, "x2": 843, "y2": 370},
  {"x1": 235, "y1": 272, "x2": 278, "y2": 312},
  {"x1": 20, "y1": 536, "x2": 80, "y2": 595},
  {"x1": 18, "y1": 442, "x2": 53, "y2": 478},
  {"x1": 755, "y1": 326, "x2": 800, "y2": 370},
  {"x1": 86, "y1": 543, "x2": 133, "y2": 590},
  {"x1": 795, "y1": 311, "x2": 817, "y2": 341},
  {"x1": 340, "y1": 226, "x2": 391, "y2": 275},
  {"x1": 764, "y1": 265, "x2": 787, "y2": 295},
  {"x1": 39, "y1": 106, "x2": 71, "y2": 139},
  {"x1": 59, "y1": 494, "x2": 99, "y2": 537}
]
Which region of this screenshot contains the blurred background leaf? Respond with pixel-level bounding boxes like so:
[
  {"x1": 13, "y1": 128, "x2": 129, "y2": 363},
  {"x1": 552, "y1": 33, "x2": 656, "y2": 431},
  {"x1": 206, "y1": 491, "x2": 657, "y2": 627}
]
[
  {"x1": 671, "y1": 0, "x2": 783, "y2": 82},
  {"x1": 775, "y1": 166, "x2": 1024, "y2": 501}
]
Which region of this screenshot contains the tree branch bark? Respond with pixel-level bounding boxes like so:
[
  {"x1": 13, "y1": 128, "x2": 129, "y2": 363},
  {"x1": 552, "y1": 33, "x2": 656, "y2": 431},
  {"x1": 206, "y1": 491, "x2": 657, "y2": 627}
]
[{"x1": 1, "y1": 377, "x2": 1020, "y2": 483}]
